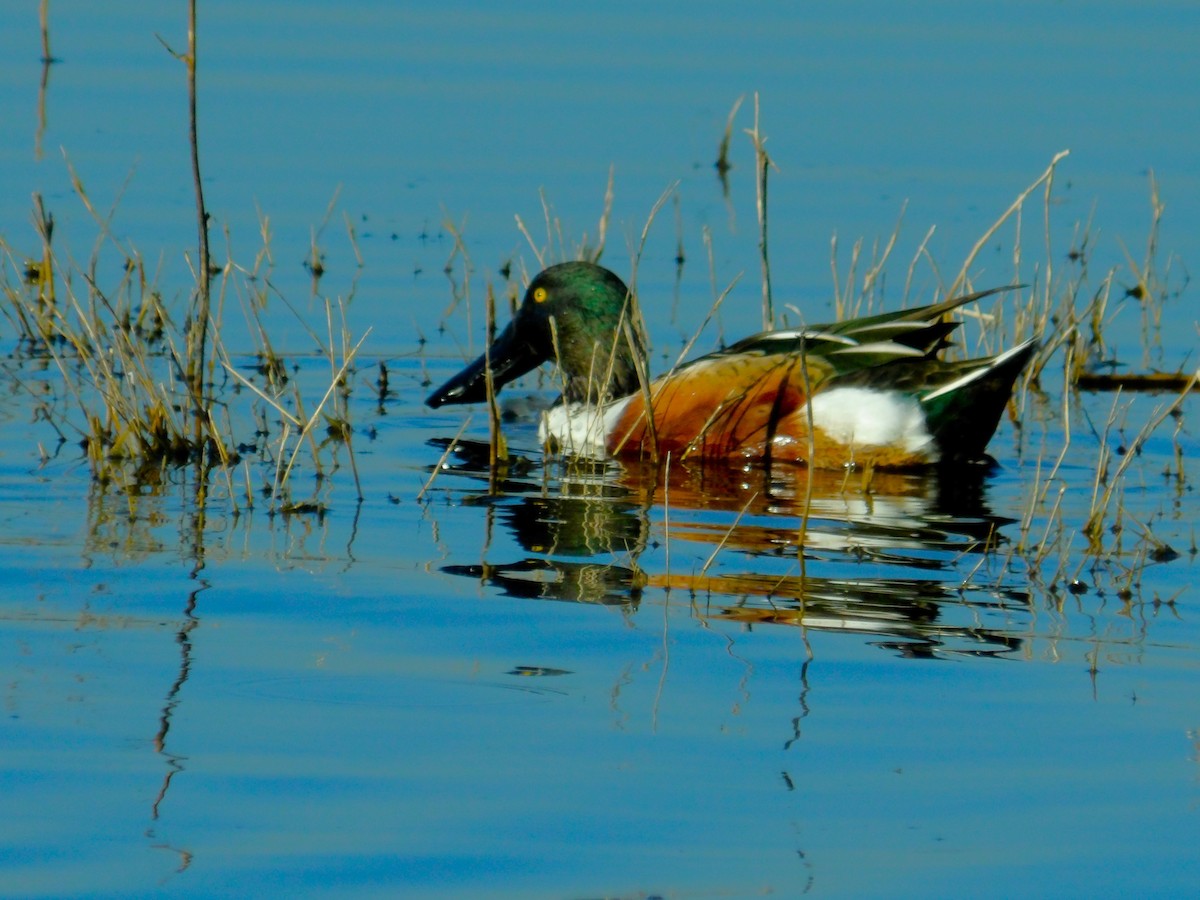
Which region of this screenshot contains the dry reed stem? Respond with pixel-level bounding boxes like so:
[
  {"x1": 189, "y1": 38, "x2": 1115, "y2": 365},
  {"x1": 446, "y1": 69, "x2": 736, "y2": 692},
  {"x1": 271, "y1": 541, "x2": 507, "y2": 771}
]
[
  {"x1": 515, "y1": 214, "x2": 544, "y2": 270},
  {"x1": 665, "y1": 272, "x2": 740, "y2": 375},
  {"x1": 483, "y1": 282, "x2": 508, "y2": 475},
  {"x1": 623, "y1": 317, "x2": 659, "y2": 461},
  {"x1": 715, "y1": 95, "x2": 744, "y2": 180},
  {"x1": 947, "y1": 149, "x2": 1069, "y2": 299},
  {"x1": 38, "y1": 1, "x2": 53, "y2": 62},
  {"x1": 1083, "y1": 373, "x2": 1197, "y2": 546},
  {"x1": 416, "y1": 417, "x2": 473, "y2": 502},
  {"x1": 700, "y1": 490, "x2": 759, "y2": 576},
  {"x1": 627, "y1": 181, "x2": 678, "y2": 334},
  {"x1": 343, "y1": 211, "x2": 364, "y2": 268},
  {"x1": 858, "y1": 202, "x2": 906, "y2": 314},
  {"x1": 583, "y1": 181, "x2": 680, "y2": 463},
  {"x1": 744, "y1": 93, "x2": 776, "y2": 330},
  {"x1": 902, "y1": 226, "x2": 937, "y2": 306},
  {"x1": 440, "y1": 213, "x2": 474, "y2": 350},
  {"x1": 662, "y1": 451, "x2": 672, "y2": 580},
  {"x1": 795, "y1": 346, "x2": 817, "y2": 580},
  {"x1": 594, "y1": 166, "x2": 615, "y2": 262},
  {"x1": 151, "y1": 1, "x2": 216, "y2": 436}
]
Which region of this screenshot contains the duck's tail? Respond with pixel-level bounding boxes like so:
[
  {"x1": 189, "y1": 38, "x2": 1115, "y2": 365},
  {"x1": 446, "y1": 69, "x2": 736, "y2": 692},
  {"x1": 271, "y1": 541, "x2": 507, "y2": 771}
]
[{"x1": 921, "y1": 339, "x2": 1039, "y2": 463}]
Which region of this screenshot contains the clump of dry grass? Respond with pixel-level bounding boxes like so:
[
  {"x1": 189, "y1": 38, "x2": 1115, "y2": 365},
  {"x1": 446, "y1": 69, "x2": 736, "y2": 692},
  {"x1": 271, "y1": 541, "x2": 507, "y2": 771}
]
[
  {"x1": 0, "y1": 183, "x2": 369, "y2": 514},
  {"x1": 1, "y1": 2, "x2": 371, "y2": 515},
  {"x1": 2, "y1": 181, "x2": 231, "y2": 481},
  {"x1": 970, "y1": 167, "x2": 1198, "y2": 604}
]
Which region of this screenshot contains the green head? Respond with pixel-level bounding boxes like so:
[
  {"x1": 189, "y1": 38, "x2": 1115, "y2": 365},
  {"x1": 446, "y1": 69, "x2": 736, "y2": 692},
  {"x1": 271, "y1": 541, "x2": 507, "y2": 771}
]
[{"x1": 426, "y1": 261, "x2": 644, "y2": 408}]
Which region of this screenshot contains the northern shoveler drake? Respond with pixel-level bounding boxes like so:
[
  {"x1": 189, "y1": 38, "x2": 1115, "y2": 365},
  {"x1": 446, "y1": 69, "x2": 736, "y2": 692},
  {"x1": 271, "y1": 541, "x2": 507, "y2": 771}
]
[{"x1": 426, "y1": 261, "x2": 1037, "y2": 468}]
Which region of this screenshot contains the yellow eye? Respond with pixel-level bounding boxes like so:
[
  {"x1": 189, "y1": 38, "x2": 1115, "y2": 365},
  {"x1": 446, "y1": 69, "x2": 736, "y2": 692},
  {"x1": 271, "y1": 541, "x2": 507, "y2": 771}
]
[{"x1": 533, "y1": 286, "x2": 548, "y2": 303}]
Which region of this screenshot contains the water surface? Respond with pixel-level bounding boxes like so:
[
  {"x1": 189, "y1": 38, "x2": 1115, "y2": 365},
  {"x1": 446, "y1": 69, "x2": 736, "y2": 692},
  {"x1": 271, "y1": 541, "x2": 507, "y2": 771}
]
[{"x1": 1, "y1": 2, "x2": 1198, "y2": 897}]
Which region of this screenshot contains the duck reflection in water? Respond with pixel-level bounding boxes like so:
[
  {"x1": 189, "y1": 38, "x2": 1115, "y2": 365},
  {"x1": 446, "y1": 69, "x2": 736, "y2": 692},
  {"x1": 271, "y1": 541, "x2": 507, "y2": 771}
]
[{"x1": 430, "y1": 439, "x2": 1028, "y2": 658}]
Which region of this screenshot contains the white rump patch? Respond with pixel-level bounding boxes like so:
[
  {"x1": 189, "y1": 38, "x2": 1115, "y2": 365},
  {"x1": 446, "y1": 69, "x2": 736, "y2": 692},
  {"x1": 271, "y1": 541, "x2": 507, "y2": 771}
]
[{"x1": 808, "y1": 387, "x2": 936, "y2": 458}]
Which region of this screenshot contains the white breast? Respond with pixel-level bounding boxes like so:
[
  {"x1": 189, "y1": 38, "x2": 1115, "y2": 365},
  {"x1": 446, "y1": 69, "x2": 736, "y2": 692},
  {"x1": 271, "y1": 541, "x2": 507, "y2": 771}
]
[{"x1": 539, "y1": 397, "x2": 633, "y2": 458}]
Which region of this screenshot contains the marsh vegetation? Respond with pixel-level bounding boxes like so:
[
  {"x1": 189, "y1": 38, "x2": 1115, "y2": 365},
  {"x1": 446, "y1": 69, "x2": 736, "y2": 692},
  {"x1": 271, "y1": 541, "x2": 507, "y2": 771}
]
[{"x1": 3, "y1": 5, "x2": 1197, "y2": 897}]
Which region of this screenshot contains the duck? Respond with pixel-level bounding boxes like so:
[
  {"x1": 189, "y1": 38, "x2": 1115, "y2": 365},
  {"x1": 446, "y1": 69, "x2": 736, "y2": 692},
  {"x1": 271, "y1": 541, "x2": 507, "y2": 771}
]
[{"x1": 426, "y1": 261, "x2": 1036, "y2": 468}]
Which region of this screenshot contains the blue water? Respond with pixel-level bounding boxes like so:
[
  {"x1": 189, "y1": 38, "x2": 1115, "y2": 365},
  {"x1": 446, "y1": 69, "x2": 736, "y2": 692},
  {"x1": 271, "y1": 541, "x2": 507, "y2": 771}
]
[
  {"x1": 5, "y1": 1, "x2": 1198, "y2": 348},
  {"x1": 1, "y1": 2, "x2": 1198, "y2": 897}
]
